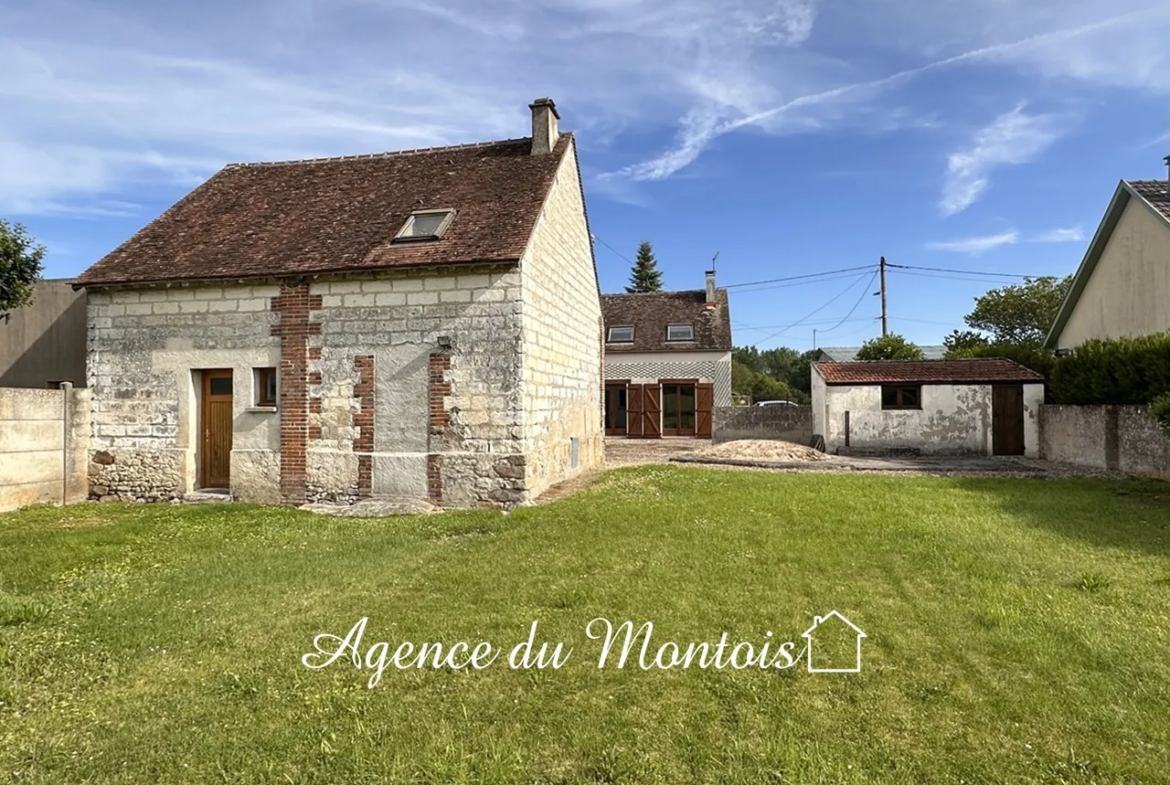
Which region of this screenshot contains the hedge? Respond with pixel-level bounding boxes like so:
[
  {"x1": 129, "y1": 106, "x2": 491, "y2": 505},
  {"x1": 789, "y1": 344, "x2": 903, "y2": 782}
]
[{"x1": 1049, "y1": 332, "x2": 1170, "y2": 405}]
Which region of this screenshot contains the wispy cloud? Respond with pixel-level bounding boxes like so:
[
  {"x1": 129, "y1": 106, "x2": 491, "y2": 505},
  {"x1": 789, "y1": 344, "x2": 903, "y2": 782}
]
[
  {"x1": 608, "y1": 9, "x2": 1158, "y2": 184},
  {"x1": 1034, "y1": 227, "x2": 1085, "y2": 243},
  {"x1": 925, "y1": 231, "x2": 1020, "y2": 255},
  {"x1": 940, "y1": 105, "x2": 1064, "y2": 216}
]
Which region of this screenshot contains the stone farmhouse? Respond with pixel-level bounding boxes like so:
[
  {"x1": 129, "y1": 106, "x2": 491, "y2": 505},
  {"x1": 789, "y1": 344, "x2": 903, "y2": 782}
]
[
  {"x1": 74, "y1": 99, "x2": 603, "y2": 508},
  {"x1": 600, "y1": 272, "x2": 732, "y2": 438}
]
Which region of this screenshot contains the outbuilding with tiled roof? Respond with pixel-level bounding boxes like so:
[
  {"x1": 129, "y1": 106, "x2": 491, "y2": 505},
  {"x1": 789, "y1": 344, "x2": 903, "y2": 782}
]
[{"x1": 811, "y1": 358, "x2": 1045, "y2": 457}]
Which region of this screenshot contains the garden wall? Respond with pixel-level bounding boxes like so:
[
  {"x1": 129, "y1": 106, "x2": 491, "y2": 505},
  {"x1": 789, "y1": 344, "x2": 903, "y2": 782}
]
[
  {"x1": 1040, "y1": 404, "x2": 1170, "y2": 480},
  {"x1": 0, "y1": 385, "x2": 90, "y2": 512},
  {"x1": 713, "y1": 406, "x2": 813, "y2": 445}
]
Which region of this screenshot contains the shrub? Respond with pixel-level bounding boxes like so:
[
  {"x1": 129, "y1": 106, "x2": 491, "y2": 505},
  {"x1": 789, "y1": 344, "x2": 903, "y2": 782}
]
[
  {"x1": 1050, "y1": 332, "x2": 1170, "y2": 405},
  {"x1": 1151, "y1": 393, "x2": 1170, "y2": 437},
  {"x1": 946, "y1": 343, "x2": 1057, "y2": 380}
]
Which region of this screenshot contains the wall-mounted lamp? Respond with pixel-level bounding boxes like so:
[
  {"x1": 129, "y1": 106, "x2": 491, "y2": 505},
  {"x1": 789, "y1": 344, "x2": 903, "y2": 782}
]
[{"x1": 437, "y1": 335, "x2": 452, "y2": 350}]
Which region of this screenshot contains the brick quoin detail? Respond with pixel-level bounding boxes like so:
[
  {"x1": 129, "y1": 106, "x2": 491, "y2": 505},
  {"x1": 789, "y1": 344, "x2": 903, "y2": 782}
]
[
  {"x1": 428, "y1": 353, "x2": 451, "y2": 434},
  {"x1": 427, "y1": 454, "x2": 443, "y2": 505},
  {"x1": 427, "y1": 352, "x2": 452, "y2": 505},
  {"x1": 271, "y1": 281, "x2": 322, "y2": 504},
  {"x1": 354, "y1": 355, "x2": 375, "y2": 499}
]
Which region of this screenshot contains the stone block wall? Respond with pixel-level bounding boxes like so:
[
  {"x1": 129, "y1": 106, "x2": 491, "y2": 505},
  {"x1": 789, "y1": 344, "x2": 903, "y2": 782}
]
[
  {"x1": 86, "y1": 284, "x2": 281, "y2": 502},
  {"x1": 518, "y1": 142, "x2": 604, "y2": 498},
  {"x1": 1040, "y1": 404, "x2": 1170, "y2": 479},
  {"x1": 0, "y1": 384, "x2": 90, "y2": 512},
  {"x1": 306, "y1": 265, "x2": 527, "y2": 507}
]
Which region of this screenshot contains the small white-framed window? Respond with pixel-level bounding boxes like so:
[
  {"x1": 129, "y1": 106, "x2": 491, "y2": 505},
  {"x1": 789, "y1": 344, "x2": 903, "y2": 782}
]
[
  {"x1": 392, "y1": 209, "x2": 456, "y2": 243},
  {"x1": 254, "y1": 367, "x2": 278, "y2": 408},
  {"x1": 666, "y1": 323, "x2": 694, "y2": 342},
  {"x1": 607, "y1": 325, "x2": 635, "y2": 343}
]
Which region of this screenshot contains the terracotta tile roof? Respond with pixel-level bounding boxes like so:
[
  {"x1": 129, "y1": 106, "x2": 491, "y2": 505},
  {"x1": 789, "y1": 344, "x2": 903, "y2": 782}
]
[
  {"x1": 601, "y1": 289, "x2": 732, "y2": 353},
  {"x1": 76, "y1": 136, "x2": 573, "y2": 286},
  {"x1": 1126, "y1": 180, "x2": 1170, "y2": 222},
  {"x1": 815, "y1": 358, "x2": 1044, "y2": 385}
]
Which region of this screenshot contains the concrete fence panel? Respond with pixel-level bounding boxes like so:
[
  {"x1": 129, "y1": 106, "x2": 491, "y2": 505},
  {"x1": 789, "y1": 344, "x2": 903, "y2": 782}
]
[
  {"x1": 713, "y1": 406, "x2": 814, "y2": 445},
  {"x1": 0, "y1": 385, "x2": 91, "y2": 512},
  {"x1": 1039, "y1": 404, "x2": 1170, "y2": 480}
]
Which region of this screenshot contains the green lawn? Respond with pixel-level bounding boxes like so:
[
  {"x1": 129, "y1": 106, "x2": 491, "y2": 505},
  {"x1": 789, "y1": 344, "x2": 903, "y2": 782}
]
[{"x1": 2, "y1": 468, "x2": 1170, "y2": 784}]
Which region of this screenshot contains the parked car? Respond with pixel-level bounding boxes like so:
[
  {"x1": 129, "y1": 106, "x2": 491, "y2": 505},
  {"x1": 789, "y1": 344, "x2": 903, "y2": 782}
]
[{"x1": 754, "y1": 400, "x2": 799, "y2": 407}]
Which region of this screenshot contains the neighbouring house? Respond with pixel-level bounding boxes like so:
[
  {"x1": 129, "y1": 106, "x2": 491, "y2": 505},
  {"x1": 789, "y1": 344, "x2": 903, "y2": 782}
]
[
  {"x1": 74, "y1": 98, "x2": 603, "y2": 508},
  {"x1": 1046, "y1": 165, "x2": 1170, "y2": 350},
  {"x1": 600, "y1": 272, "x2": 732, "y2": 438},
  {"x1": 813, "y1": 344, "x2": 946, "y2": 362},
  {"x1": 0, "y1": 279, "x2": 87, "y2": 388},
  {"x1": 811, "y1": 359, "x2": 1044, "y2": 457}
]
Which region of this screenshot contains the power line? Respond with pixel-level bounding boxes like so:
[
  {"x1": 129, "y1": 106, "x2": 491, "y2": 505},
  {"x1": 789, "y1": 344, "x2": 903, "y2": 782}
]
[
  {"x1": 730, "y1": 271, "x2": 880, "y2": 294},
  {"x1": 886, "y1": 263, "x2": 1050, "y2": 279},
  {"x1": 733, "y1": 316, "x2": 874, "y2": 332},
  {"x1": 753, "y1": 273, "x2": 873, "y2": 346},
  {"x1": 888, "y1": 270, "x2": 1031, "y2": 285},
  {"x1": 819, "y1": 271, "x2": 880, "y2": 335},
  {"x1": 724, "y1": 264, "x2": 877, "y2": 289},
  {"x1": 594, "y1": 236, "x2": 633, "y2": 265}
]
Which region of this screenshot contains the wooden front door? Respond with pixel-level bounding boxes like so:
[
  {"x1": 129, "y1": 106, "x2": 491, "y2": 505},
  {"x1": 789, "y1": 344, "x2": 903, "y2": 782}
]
[
  {"x1": 200, "y1": 370, "x2": 234, "y2": 488},
  {"x1": 992, "y1": 384, "x2": 1025, "y2": 456}
]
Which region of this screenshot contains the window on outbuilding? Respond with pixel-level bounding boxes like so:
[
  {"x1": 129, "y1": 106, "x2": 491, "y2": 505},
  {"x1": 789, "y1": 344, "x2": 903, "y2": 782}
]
[
  {"x1": 881, "y1": 384, "x2": 921, "y2": 410},
  {"x1": 255, "y1": 367, "x2": 277, "y2": 407},
  {"x1": 607, "y1": 326, "x2": 635, "y2": 343},
  {"x1": 392, "y1": 209, "x2": 456, "y2": 243},
  {"x1": 666, "y1": 323, "x2": 694, "y2": 342}
]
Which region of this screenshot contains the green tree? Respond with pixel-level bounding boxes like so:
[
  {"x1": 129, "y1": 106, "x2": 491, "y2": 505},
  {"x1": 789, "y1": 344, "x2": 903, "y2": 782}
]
[
  {"x1": 626, "y1": 241, "x2": 664, "y2": 293},
  {"x1": 943, "y1": 329, "x2": 990, "y2": 354},
  {"x1": 1, "y1": 219, "x2": 45, "y2": 322},
  {"x1": 963, "y1": 276, "x2": 1072, "y2": 345},
  {"x1": 731, "y1": 358, "x2": 758, "y2": 399},
  {"x1": 855, "y1": 333, "x2": 925, "y2": 361}
]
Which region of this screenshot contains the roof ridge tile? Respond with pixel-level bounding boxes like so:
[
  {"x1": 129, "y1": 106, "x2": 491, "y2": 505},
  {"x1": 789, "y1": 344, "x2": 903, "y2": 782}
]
[{"x1": 224, "y1": 137, "x2": 534, "y2": 169}]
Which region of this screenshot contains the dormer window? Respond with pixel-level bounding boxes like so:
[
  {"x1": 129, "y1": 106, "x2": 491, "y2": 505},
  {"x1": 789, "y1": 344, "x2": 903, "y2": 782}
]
[
  {"x1": 393, "y1": 209, "x2": 456, "y2": 243},
  {"x1": 607, "y1": 326, "x2": 635, "y2": 343},
  {"x1": 666, "y1": 323, "x2": 694, "y2": 342}
]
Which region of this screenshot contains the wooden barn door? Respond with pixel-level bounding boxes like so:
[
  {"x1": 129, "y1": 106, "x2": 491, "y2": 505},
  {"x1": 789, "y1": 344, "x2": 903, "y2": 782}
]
[
  {"x1": 696, "y1": 383, "x2": 714, "y2": 439},
  {"x1": 643, "y1": 384, "x2": 662, "y2": 439},
  {"x1": 992, "y1": 384, "x2": 1025, "y2": 456},
  {"x1": 201, "y1": 370, "x2": 234, "y2": 488},
  {"x1": 626, "y1": 384, "x2": 644, "y2": 437}
]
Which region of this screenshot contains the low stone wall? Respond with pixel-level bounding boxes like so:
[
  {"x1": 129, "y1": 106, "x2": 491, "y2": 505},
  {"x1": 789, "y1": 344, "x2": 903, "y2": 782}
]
[
  {"x1": 0, "y1": 385, "x2": 90, "y2": 512},
  {"x1": 713, "y1": 406, "x2": 814, "y2": 445},
  {"x1": 1040, "y1": 404, "x2": 1170, "y2": 480}
]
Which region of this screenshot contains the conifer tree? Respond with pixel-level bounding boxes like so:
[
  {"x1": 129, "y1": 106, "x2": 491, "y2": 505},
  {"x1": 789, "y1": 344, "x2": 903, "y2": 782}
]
[{"x1": 626, "y1": 241, "x2": 664, "y2": 293}]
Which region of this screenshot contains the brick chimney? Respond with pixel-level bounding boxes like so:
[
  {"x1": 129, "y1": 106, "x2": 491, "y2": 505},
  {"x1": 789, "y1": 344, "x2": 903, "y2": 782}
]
[
  {"x1": 705, "y1": 269, "x2": 717, "y2": 306},
  {"x1": 530, "y1": 98, "x2": 559, "y2": 155}
]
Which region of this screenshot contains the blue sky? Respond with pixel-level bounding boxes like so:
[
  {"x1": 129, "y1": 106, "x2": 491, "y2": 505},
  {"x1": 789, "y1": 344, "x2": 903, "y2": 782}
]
[{"x1": 5, "y1": 0, "x2": 1170, "y2": 351}]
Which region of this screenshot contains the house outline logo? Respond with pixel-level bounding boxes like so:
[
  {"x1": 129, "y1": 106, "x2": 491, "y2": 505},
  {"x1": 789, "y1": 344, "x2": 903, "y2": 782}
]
[{"x1": 801, "y1": 610, "x2": 866, "y2": 673}]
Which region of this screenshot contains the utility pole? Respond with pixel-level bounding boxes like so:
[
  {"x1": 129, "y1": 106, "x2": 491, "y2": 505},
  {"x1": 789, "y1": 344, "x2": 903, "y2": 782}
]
[
  {"x1": 879, "y1": 256, "x2": 888, "y2": 336},
  {"x1": 813, "y1": 328, "x2": 818, "y2": 349}
]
